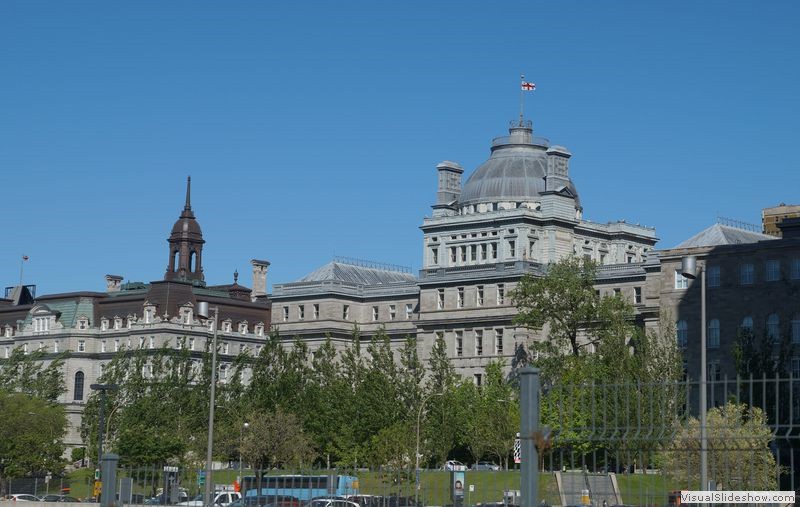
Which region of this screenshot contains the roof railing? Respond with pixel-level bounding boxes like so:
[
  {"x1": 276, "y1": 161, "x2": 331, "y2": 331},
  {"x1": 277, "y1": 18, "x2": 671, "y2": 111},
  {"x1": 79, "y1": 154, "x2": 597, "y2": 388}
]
[{"x1": 332, "y1": 256, "x2": 412, "y2": 274}]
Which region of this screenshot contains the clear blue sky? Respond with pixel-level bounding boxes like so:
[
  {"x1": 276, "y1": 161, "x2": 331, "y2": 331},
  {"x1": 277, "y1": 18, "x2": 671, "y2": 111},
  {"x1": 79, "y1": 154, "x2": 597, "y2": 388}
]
[{"x1": 2, "y1": 1, "x2": 799, "y2": 295}]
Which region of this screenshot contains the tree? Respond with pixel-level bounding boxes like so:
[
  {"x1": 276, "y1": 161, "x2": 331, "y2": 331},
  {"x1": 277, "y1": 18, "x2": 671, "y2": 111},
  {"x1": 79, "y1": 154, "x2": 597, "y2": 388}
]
[
  {"x1": 241, "y1": 409, "x2": 313, "y2": 470},
  {"x1": 0, "y1": 390, "x2": 67, "y2": 480},
  {"x1": 423, "y1": 333, "x2": 462, "y2": 467},
  {"x1": 0, "y1": 346, "x2": 66, "y2": 401},
  {"x1": 660, "y1": 402, "x2": 781, "y2": 490}
]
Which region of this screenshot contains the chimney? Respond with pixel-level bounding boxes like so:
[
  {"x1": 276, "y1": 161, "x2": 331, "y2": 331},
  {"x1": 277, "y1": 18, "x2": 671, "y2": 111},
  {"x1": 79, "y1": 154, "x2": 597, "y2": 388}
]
[
  {"x1": 545, "y1": 145, "x2": 572, "y2": 192},
  {"x1": 105, "y1": 274, "x2": 123, "y2": 292},
  {"x1": 436, "y1": 161, "x2": 464, "y2": 205},
  {"x1": 250, "y1": 259, "x2": 270, "y2": 301}
]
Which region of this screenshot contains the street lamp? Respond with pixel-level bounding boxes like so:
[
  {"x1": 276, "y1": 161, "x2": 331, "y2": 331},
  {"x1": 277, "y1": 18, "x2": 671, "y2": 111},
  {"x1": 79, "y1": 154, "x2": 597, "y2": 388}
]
[
  {"x1": 681, "y1": 255, "x2": 708, "y2": 491},
  {"x1": 197, "y1": 302, "x2": 219, "y2": 507},
  {"x1": 89, "y1": 383, "x2": 119, "y2": 470},
  {"x1": 415, "y1": 392, "x2": 443, "y2": 506},
  {"x1": 238, "y1": 422, "x2": 250, "y2": 486}
]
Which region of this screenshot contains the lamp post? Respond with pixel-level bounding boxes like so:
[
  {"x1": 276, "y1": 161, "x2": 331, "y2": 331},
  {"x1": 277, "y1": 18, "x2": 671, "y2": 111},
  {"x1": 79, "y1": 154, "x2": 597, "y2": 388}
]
[
  {"x1": 89, "y1": 383, "x2": 119, "y2": 470},
  {"x1": 415, "y1": 392, "x2": 442, "y2": 506},
  {"x1": 238, "y1": 422, "x2": 249, "y2": 487},
  {"x1": 681, "y1": 255, "x2": 707, "y2": 491},
  {"x1": 197, "y1": 302, "x2": 219, "y2": 507}
]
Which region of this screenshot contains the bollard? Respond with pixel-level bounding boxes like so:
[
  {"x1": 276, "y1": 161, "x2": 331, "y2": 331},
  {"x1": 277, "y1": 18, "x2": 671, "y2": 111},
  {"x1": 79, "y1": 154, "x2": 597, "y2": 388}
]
[
  {"x1": 520, "y1": 367, "x2": 540, "y2": 507},
  {"x1": 99, "y1": 453, "x2": 119, "y2": 507}
]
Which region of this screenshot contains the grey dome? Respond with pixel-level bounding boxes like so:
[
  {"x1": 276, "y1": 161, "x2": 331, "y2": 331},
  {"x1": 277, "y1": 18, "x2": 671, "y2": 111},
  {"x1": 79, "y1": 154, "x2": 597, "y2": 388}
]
[{"x1": 459, "y1": 125, "x2": 579, "y2": 207}]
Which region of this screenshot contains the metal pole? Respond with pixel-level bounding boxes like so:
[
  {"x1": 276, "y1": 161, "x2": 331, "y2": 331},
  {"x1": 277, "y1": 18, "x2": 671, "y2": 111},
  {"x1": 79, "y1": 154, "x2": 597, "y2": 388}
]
[
  {"x1": 699, "y1": 268, "x2": 708, "y2": 491},
  {"x1": 520, "y1": 367, "x2": 540, "y2": 507},
  {"x1": 205, "y1": 307, "x2": 219, "y2": 507},
  {"x1": 519, "y1": 74, "x2": 525, "y2": 126},
  {"x1": 415, "y1": 392, "x2": 439, "y2": 506},
  {"x1": 238, "y1": 422, "x2": 249, "y2": 487},
  {"x1": 97, "y1": 389, "x2": 106, "y2": 469}
]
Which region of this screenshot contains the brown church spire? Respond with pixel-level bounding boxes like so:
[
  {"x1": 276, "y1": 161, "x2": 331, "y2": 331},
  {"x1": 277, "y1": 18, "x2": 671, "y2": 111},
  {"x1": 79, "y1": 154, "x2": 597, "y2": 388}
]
[{"x1": 165, "y1": 177, "x2": 205, "y2": 284}]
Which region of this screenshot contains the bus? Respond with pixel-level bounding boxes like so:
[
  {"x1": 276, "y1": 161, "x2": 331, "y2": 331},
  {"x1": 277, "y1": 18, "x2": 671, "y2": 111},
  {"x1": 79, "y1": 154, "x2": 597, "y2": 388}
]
[{"x1": 241, "y1": 474, "x2": 360, "y2": 501}]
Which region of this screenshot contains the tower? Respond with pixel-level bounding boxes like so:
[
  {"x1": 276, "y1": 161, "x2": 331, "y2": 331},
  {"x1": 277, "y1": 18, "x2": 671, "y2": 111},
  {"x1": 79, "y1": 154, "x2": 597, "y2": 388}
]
[{"x1": 164, "y1": 177, "x2": 206, "y2": 284}]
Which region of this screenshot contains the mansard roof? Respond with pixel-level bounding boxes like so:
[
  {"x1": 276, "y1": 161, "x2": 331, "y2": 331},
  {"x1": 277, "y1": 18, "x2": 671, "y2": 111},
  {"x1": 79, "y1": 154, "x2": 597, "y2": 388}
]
[
  {"x1": 299, "y1": 258, "x2": 416, "y2": 286},
  {"x1": 674, "y1": 223, "x2": 775, "y2": 249}
]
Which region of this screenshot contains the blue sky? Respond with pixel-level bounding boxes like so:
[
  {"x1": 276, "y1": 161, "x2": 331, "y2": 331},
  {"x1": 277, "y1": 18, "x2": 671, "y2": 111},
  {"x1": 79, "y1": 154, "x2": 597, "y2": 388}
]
[{"x1": 2, "y1": 1, "x2": 799, "y2": 295}]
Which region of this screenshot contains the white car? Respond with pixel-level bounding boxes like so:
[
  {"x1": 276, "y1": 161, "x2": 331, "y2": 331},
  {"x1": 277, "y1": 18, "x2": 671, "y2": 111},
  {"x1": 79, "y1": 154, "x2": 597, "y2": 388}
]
[
  {"x1": 5, "y1": 495, "x2": 41, "y2": 502},
  {"x1": 177, "y1": 492, "x2": 241, "y2": 507},
  {"x1": 443, "y1": 460, "x2": 467, "y2": 471}
]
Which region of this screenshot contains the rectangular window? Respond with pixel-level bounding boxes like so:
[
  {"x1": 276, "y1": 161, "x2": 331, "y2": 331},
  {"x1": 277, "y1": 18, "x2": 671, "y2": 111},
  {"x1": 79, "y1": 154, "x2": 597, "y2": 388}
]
[
  {"x1": 766, "y1": 260, "x2": 780, "y2": 281},
  {"x1": 708, "y1": 320, "x2": 720, "y2": 349},
  {"x1": 474, "y1": 373, "x2": 482, "y2": 387},
  {"x1": 431, "y1": 247, "x2": 439, "y2": 265},
  {"x1": 491, "y1": 243, "x2": 498, "y2": 260},
  {"x1": 298, "y1": 305, "x2": 305, "y2": 320},
  {"x1": 497, "y1": 284, "x2": 505, "y2": 305},
  {"x1": 793, "y1": 318, "x2": 800, "y2": 344},
  {"x1": 457, "y1": 287, "x2": 464, "y2": 308},
  {"x1": 707, "y1": 265, "x2": 720, "y2": 287},
  {"x1": 708, "y1": 362, "x2": 721, "y2": 382},
  {"x1": 509, "y1": 240, "x2": 516, "y2": 258},
  {"x1": 480, "y1": 244, "x2": 487, "y2": 260},
  {"x1": 460, "y1": 246, "x2": 467, "y2": 262},
  {"x1": 282, "y1": 306, "x2": 289, "y2": 322},
  {"x1": 475, "y1": 330, "x2": 483, "y2": 356},
  {"x1": 405, "y1": 303, "x2": 413, "y2": 319},
  {"x1": 189, "y1": 337, "x2": 195, "y2": 350},
  {"x1": 455, "y1": 331, "x2": 463, "y2": 357},
  {"x1": 792, "y1": 259, "x2": 800, "y2": 280},
  {"x1": 78, "y1": 340, "x2": 86, "y2": 352},
  {"x1": 343, "y1": 305, "x2": 350, "y2": 320},
  {"x1": 54, "y1": 341, "x2": 60, "y2": 353},
  {"x1": 450, "y1": 247, "x2": 457, "y2": 263},
  {"x1": 437, "y1": 288, "x2": 445, "y2": 310},
  {"x1": 477, "y1": 285, "x2": 484, "y2": 306},
  {"x1": 372, "y1": 306, "x2": 379, "y2": 321},
  {"x1": 495, "y1": 329, "x2": 503, "y2": 355},
  {"x1": 792, "y1": 357, "x2": 800, "y2": 378},
  {"x1": 223, "y1": 342, "x2": 229, "y2": 354},
  {"x1": 674, "y1": 270, "x2": 689, "y2": 289},
  {"x1": 613, "y1": 287, "x2": 621, "y2": 295},
  {"x1": 101, "y1": 341, "x2": 107, "y2": 353},
  {"x1": 470, "y1": 245, "x2": 477, "y2": 261},
  {"x1": 389, "y1": 304, "x2": 396, "y2": 320},
  {"x1": 149, "y1": 336, "x2": 155, "y2": 349},
  {"x1": 740, "y1": 263, "x2": 754, "y2": 285},
  {"x1": 313, "y1": 304, "x2": 319, "y2": 319},
  {"x1": 114, "y1": 339, "x2": 119, "y2": 352},
  {"x1": 633, "y1": 286, "x2": 642, "y2": 304}
]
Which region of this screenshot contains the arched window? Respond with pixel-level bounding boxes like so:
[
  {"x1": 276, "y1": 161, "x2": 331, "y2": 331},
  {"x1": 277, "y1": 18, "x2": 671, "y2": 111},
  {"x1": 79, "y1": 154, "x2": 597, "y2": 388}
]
[
  {"x1": 741, "y1": 316, "x2": 754, "y2": 332},
  {"x1": 676, "y1": 320, "x2": 688, "y2": 348},
  {"x1": 707, "y1": 319, "x2": 720, "y2": 348},
  {"x1": 173, "y1": 251, "x2": 179, "y2": 271},
  {"x1": 188, "y1": 251, "x2": 195, "y2": 272},
  {"x1": 73, "y1": 371, "x2": 85, "y2": 401},
  {"x1": 792, "y1": 314, "x2": 800, "y2": 344},
  {"x1": 767, "y1": 313, "x2": 780, "y2": 341}
]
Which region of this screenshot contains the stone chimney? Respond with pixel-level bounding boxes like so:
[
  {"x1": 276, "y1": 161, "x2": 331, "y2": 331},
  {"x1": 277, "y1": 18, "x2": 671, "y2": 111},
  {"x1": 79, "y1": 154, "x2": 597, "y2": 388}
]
[
  {"x1": 545, "y1": 145, "x2": 572, "y2": 192},
  {"x1": 250, "y1": 259, "x2": 270, "y2": 301},
  {"x1": 105, "y1": 274, "x2": 123, "y2": 292},
  {"x1": 433, "y1": 161, "x2": 463, "y2": 217}
]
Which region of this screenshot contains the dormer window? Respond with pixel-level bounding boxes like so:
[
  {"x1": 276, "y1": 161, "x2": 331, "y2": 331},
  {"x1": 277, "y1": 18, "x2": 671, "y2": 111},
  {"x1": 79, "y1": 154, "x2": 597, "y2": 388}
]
[
  {"x1": 100, "y1": 318, "x2": 109, "y2": 331},
  {"x1": 34, "y1": 316, "x2": 51, "y2": 333},
  {"x1": 179, "y1": 303, "x2": 194, "y2": 325},
  {"x1": 222, "y1": 320, "x2": 232, "y2": 333},
  {"x1": 113, "y1": 316, "x2": 122, "y2": 330},
  {"x1": 143, "y1": 304, "x2": 156, "y2": 324},
  {"x1": 4, "y1": 325, "x2": 12, "y2": 337},
  {"x1": 254, "y1": 322, "x2": 265, "y2": 337},
  {"x1": 238, "y1": 321, "x2": 248, "y2": 334}
]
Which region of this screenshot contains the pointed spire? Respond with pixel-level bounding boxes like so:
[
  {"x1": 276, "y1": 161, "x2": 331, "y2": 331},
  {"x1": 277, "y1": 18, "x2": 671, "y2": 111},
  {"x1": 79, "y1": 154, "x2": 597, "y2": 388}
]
[{"x1": 184, "y1": 176, "x2": 192, "y2": 210}]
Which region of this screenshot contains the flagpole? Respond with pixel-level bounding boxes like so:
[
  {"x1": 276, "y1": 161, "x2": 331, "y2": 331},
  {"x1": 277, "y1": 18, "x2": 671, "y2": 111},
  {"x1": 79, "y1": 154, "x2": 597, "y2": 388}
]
[
  {"x1": 519, "y1": 74, "x2": 525, "y2": 126},
  {"x1": 19, "y1": 256, "x2": 26, "y2": 286}
]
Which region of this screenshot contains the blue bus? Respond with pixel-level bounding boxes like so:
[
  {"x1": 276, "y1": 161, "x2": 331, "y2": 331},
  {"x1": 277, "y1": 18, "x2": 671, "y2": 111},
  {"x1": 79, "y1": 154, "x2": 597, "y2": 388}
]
[{"x1": 242, "y1": 474, "x2": 360, "y2": 501}]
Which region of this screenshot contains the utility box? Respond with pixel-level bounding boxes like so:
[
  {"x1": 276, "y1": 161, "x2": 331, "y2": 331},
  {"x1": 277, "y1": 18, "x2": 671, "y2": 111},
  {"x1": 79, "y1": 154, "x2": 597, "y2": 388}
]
[{"x1": 504, "y1": 489, "x2": 522, "y2": 507}]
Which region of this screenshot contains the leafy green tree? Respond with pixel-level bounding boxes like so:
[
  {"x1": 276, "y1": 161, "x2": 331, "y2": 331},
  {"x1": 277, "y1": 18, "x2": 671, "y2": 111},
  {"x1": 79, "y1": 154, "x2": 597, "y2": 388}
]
[
  {"x1": 241, "y1": 408, "x2": 313, "y2": 470},
  {"x1": 0, "y1": 346, "x2": 66, "y2": 401},
  {"x1": 423, "y1": 333, "x2": 461, "y2": 467},
  {"x1": 660, "y1": 402, "x2": 781, "y2": 490},
  {"x1": 0, "y1": 390, "x2": 67, "y2": 479},
  {"x1": 365, "y1": 422, "x2": 414, "y2": 471}
]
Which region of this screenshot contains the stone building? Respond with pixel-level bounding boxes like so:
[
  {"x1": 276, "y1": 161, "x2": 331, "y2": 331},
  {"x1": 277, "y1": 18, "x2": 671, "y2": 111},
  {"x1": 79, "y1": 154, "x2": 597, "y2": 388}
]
[
  {"x1": 657, "y1": 218, "x2": 800, "y2": 386},
  {"x1": 271, "y1": 119, "x2": 660, "y2": 382},
  {"x1": 0, "y1": 178, "x2": 271, "y2": 448}
]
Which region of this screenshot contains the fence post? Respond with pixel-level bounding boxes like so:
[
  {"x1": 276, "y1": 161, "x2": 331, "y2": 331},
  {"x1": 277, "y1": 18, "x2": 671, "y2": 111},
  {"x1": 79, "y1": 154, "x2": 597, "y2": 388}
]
[
  {"x1": 100, "y1": 453, "x2": 119, "y2": 507},
  {"x1": 520, "y1": 367, "x2": 540, "y2": 507}
]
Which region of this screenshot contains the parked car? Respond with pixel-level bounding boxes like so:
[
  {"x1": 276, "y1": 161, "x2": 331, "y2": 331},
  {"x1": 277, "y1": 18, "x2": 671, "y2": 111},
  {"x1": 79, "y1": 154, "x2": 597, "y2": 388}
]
[
  {"x1": 443, "y1": 460, "x2": 467, "y2": 471},
  {"x1": 232, "y1": 495, "x2": 302, "y2": 507},
  {"x1": 5, "y1": 494, "x2": 41, "y2": 502},
  {"x1": 41, "y1": 495, "x2": 79, "y2": 502},
  {"x1": 306, "y1": 498, "x2": 360, "y2": 507},
  {"x1": 177, "y1": 492, "x2": 241, "y2": 507},
  {"x1": 471, "y1": 461, "x2": 501, "y2": 471}
]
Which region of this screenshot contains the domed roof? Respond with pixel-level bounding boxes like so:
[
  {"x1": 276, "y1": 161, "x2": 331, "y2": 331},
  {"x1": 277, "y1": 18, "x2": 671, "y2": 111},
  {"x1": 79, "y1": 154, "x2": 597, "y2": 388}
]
[
  {"x1": 459, "y1": 124, "x2": 579, "y2": 206},
  {"x1": 170, "y1": 212, "x2": 203, "y2": 236}
]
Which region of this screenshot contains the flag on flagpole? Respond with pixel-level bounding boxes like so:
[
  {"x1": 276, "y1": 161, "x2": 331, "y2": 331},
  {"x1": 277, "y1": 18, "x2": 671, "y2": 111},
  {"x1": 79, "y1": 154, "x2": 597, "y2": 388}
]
[
  {"x1": 22, "y1": 255, "x2": 29, "y2": 261},
  {"x1": 521, "y1": 82, "x2": 536, "y2": 91}
]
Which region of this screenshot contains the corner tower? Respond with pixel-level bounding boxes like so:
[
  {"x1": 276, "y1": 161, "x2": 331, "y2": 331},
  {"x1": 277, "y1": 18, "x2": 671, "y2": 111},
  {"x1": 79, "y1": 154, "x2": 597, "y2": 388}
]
[{"x1": 164, "y1": 177, "x2": 206, "y2": 284}]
